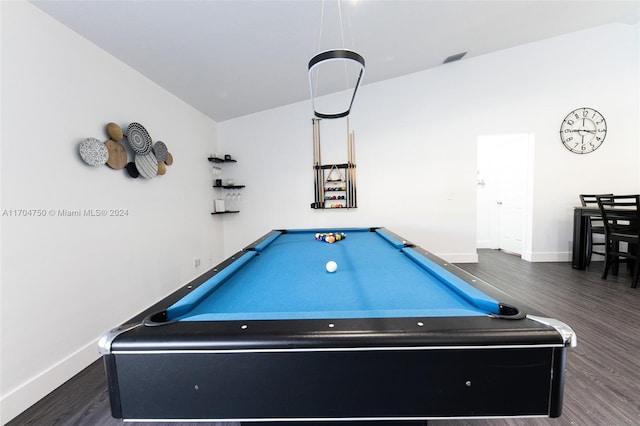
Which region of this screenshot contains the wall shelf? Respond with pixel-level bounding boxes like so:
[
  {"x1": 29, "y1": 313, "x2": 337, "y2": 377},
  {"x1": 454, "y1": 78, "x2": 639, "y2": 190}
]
[
  {"x1": 213, "y1": 185, "x2": 245, "y2": 189},
  {"x1": 208, "y1": 156, "x2": 237, "y2": 163},
  {"x1": 209, "y1": 155, "x2": 243, "y2": 215}
]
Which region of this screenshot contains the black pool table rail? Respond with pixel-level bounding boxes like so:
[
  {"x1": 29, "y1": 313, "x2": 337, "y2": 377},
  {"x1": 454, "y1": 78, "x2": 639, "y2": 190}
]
[{"x1": 101, "y1": 313, "x2": 572, "y2": 353}]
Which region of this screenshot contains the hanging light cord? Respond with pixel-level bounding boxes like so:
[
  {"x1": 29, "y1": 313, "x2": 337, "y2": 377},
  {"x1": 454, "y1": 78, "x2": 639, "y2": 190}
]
[
  {"x1": 316, "y1": 0, "x2": 326, "y2": 54},
  {"x1": 317, "y1": 0, "x2": 347, "y2": 51},
  {"x1": 314, "y1": 0, "x2": 326, "y2": 97},
  {"x1": 337, "y1": 0, "x2": 346, "y2": 48},
  {"x1": 337, "y1": 1, "x2": 351, "y2": 90},
  {"x1": 315, "y1": 1, "x2": 352, "y2": 94}
]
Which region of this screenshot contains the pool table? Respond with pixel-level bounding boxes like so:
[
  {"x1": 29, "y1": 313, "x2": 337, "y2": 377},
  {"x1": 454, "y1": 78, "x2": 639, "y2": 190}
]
[{"x1": 99, "y1": 227, "x2": 576, "y2": 422}]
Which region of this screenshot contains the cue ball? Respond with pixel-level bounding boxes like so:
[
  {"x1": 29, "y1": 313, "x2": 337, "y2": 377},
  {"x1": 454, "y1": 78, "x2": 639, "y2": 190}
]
[{"x1": 326, "y1": 261, "x2": 338, "y2": 273}]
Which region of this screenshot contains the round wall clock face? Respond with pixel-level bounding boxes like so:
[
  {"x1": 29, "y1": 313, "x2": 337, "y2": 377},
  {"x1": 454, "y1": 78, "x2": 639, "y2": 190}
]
[{"x1": 559, "y1": 107, "x2": 607, "y2": 154}]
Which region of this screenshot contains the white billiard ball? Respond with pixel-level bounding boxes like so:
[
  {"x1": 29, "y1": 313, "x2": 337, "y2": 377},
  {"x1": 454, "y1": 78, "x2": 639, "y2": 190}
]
[{"x1": 326, "y1": 261, "x2": 338, "y2": 273}]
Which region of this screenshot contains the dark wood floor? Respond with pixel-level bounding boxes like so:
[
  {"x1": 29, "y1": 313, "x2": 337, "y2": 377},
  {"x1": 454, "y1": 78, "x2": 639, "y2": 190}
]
[{"x1": 7, "y1": 250, "x2": 640, "y2": 425}]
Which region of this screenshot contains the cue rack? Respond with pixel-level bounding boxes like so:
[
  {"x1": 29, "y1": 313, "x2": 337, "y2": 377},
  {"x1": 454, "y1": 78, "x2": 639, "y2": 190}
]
[{"x1": 311, "y1": 118, "x2": 357, "y2": 209}]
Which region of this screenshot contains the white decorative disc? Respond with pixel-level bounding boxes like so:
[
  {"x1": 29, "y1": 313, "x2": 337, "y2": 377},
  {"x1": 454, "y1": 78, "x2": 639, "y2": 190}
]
[
  {"x1": 79, "y1": 137, "x2": 109, "y2": 166},
  {"x1": 134, "y1": 151, "x2": 158, "y2": 179},
  {"x1": 127, "y1": 122, "x2": 152, "y2": 154}
]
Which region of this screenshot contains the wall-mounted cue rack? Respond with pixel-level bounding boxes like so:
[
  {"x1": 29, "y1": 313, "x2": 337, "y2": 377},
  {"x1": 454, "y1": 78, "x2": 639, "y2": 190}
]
[{"x1": 310, "y1": 118, "x2": 357, "y2": 209}]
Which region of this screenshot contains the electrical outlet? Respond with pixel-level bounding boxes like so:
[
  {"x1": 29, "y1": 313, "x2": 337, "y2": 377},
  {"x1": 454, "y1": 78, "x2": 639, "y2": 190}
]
[{"x1": 193, "y1": 257, "x2": 201, "y2": 268}]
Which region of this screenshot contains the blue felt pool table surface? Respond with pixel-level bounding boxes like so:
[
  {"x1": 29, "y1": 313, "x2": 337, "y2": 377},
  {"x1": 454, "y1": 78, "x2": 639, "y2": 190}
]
[{"x1": 167, "y1": 228, "x2": 500, "y2": 322}]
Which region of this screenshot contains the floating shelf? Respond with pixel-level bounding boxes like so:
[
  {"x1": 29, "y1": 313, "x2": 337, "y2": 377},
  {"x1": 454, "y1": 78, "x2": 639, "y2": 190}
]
[
  {"x1": 314, "y1": 163, "x2": 350, "y2": 170},
  {"x1": 209, "y1": 155, "x2": 243, "y2": 215},
  {"x1": 208, "y1": 157, "x2": 237, "y2": 163},
  {"x1": 213, "y1": 185, "x2": 245, "y2": 189}
]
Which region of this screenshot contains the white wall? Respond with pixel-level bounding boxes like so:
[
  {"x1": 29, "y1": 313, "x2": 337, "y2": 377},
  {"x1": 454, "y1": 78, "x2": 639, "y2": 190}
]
[
  {"x1": 0, "y1": 2, "x2": 222, "y2": 423},
  {"x1": 219, "y1": 22, "x2": 639, "y2": 263},
  {"x1": 1, "y1": 3, "x2": 638, "y2": 422}
]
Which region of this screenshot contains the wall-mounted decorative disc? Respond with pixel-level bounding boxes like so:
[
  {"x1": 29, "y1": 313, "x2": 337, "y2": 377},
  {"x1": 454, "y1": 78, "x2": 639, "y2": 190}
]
[
  {"x1": 135, "y1": 151, "x2": 158, "y2": 179},
  {"x1": 107, "y1": 122, "x2": 124, "y2": 141},
  {"x1": 105, "y1": 139, "x2": 128, "y2": 170},
  {"x1": 125, "y1": 162, "x2": 140, "y2": 178},
  {"x1": 126, "y1": 122, "x2": 152, "y2": 154},
  {"x1": 152, "y1": 141, "x2": 168, "y2": 162},
  {"x1": 165, "y1": 152, "x2": 174, "y2": 165},
  {"x1": 79, "y1": 137, "x2": 109, "y2": 166},
  {"x1": 157, "y1": 161, "x2": 167, "y2": 175}
]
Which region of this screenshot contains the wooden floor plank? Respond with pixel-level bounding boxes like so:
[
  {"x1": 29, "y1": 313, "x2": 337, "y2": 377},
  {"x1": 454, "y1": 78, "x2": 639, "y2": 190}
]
[{"x1": 6, "y1": 250, "x2": 640, "y2": 425}]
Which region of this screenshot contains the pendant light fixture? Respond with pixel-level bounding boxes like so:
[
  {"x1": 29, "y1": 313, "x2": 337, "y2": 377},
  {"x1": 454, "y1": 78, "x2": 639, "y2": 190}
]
[{"x1": 308, "y1": 1, "x2": 365, "y2": 119}]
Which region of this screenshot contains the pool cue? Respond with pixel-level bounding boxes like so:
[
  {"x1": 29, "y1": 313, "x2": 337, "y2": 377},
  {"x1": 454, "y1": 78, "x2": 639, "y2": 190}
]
[
  {"x1": 316, "y1": 119, "x2": 320, "y2": 206},
  {"x1": 313, "y1": 119, "x2": 319, "y2": 207},
  {"x1": 350, "y1": 129, "x2": 355, "y2": 207},
  {"x1": 348, "y1": 129, "x2": 352, "y2": 207},
  {"x1": 345, "y1": 117, "x2": 351, "y2": 208},
  {"x1": 313, "y1": 119, "x2": 323, "y2": 208},
  {"x1": 349, "y1": 132, "x2": 355, "y2": 207},
  {"x1": 350, "y1": 128, "x2": 357, "y2": 207},
  {"x1": 348, "y1": 129, "x2": 353, "y2": 208},
  {"x1": 312, "y1": 119, "x2": 317, "y2": 207},
  {"x1": 318, "y1": 121, "x2": 324, "y2": 207}
]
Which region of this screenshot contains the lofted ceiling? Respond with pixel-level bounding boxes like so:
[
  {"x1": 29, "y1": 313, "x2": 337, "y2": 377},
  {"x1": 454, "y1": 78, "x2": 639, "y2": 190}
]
[{"x1": 31, "y1": 0, "x2": 640, "y2": 122}]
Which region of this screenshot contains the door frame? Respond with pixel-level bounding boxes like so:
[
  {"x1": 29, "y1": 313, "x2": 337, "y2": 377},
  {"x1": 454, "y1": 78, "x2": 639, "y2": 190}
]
[{"x1": 476, "y1": 133, "x2": 534, "y2": 261}]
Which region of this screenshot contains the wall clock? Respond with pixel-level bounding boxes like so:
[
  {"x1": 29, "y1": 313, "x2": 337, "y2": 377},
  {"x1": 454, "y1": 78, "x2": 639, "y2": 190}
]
[{"x1": 559, "y1": 107, "x2": 607, "y2": 154}]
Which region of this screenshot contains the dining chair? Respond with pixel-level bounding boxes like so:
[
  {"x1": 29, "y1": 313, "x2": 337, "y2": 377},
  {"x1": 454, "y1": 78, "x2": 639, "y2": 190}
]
[
  {"x1": 596, "y1": 194, "x2": 639, "y2": 288},
  {"x1": 579, "y1": 194, "x2": 613, "y2": 265}
]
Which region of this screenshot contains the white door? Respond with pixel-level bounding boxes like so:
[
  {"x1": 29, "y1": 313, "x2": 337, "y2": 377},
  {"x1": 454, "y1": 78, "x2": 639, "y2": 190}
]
[
  {"x1": 496, "y1": 138, "x2": 528, "y2": 254},
  {"x1": 477, "y1": 134, "x2": 531, "y2": 256}
]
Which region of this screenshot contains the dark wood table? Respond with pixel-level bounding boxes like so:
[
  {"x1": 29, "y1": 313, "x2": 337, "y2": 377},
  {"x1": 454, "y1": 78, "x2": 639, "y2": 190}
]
[{"x1": 572, "y1": 206, "x2": 637, "y2": 269}]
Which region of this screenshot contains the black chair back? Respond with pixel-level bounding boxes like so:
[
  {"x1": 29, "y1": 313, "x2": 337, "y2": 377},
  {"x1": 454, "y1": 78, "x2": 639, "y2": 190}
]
[
  {"x1": 596, "y1": 194, "x2": 640, "y2": 288},
  {"x1": 596, "y1": 195, "x2": 640, "y2": 231},
  {"x1": 579, "y1": 194, "x2": 613, "y2": 207},
  {"x1": 579, "y1": 194, "x2": 614, "y2": 264}
]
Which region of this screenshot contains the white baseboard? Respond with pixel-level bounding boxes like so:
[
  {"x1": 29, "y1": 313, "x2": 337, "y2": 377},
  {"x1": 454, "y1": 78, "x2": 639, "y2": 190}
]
[
  {"x1": 440, "y1": 252, "x2": 479, "y2": 264},
  {"x1": 474, "y1": 248, "x2": 571, "y2": 263},
  {"x1": 527, "y1": 251, "x2": 572, "y2": 262},
  {"x1": 0, "y1": 339, "x2": 100, "y2": 425},
  {"x1": 442, "y1": 251, "x2": 570, "y2": 264},
  {"x1": 475, "y1": 240, "x2": 495, "y2": 249}
]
